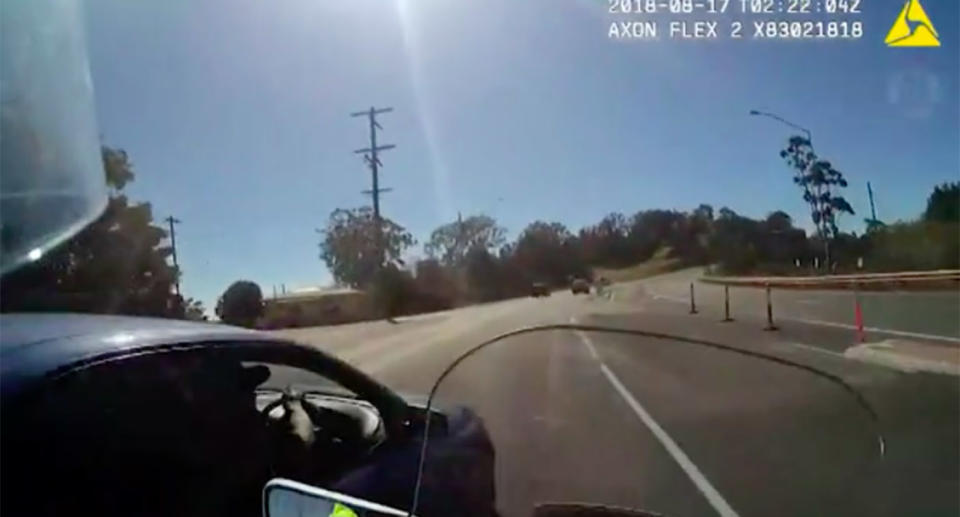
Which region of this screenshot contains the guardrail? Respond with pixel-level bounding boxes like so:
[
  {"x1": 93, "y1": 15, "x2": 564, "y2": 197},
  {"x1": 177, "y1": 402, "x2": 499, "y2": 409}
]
[
  {"x1": 701, "y1": 270, "x2": 960, "y2": 291},
  {"x1": 686, "y1": 271, "x2": 959, "y2": 341}
]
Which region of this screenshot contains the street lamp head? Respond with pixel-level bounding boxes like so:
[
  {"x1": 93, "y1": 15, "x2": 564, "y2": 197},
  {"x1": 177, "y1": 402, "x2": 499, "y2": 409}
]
[{"x1": 749, "y1": 110, "x2": 761, "y2": 116}]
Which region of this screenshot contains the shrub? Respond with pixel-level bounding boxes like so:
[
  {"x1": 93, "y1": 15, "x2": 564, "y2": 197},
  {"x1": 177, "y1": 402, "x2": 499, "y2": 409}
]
[{"x1": 216, "y1": 280, "x2": 264, "y2": 327}]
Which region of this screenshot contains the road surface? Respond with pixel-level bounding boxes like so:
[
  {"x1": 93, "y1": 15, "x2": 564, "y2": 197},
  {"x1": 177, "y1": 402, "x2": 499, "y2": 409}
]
[{"x1": 274, "y1": 274, "x2": 959, "y2": 517}]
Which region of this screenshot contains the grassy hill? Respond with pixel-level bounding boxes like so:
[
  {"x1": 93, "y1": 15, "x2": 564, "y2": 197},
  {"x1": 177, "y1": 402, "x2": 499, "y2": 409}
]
[{"x1": 592, "y1": 247, "x2": 683, "y2": 283}]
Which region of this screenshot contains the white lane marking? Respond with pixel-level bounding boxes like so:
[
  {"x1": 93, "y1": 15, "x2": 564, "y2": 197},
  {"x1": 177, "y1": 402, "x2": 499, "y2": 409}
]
[
  {"x1": 577, "y1": 330, "x2": 600, "y2": 360},
  {"x1": 570, "y1": 317, "x2": 600, "y2": 360},
  {"x1": 598, "y1": 363, "x2": 740, "y2": 517},
  {"x1": 570, "y1": 316, "x2": 739, "y2": 517},
  {"x1": 844, "y1": 342, "x2": 960, "y2": 376},
  {"x1": 788, "y1": 317, "x2": 960, "y2": 344},
  {"x1": 652, "y1": 293, "x2": 686, "y2": 303},
  {"x1": 785, "y1": 341, "x2": 846, "y2": 358}
]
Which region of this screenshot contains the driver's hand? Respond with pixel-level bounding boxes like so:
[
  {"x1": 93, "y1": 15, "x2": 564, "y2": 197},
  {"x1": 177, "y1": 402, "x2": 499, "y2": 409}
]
[
  {"x1": 268, "y1": 397, "x2": 317, "y2": 480},
  {"x1": 281, "y1": 398, "x2": 316, "y2": 447}
]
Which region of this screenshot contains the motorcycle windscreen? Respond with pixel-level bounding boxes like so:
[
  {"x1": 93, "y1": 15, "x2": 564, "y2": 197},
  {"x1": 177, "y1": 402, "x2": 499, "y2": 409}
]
[
  {"x1": 1, "y1": 0, "x2": 107, "y2": 274},
  {"x1": 410, "y1": 324, "x2": 884, "y2": 517}
]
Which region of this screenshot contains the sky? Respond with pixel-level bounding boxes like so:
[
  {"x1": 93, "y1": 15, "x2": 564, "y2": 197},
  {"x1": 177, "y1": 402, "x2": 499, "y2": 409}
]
[{"x1": 81, "y1": 0, "x2": 959, "y2": 311}]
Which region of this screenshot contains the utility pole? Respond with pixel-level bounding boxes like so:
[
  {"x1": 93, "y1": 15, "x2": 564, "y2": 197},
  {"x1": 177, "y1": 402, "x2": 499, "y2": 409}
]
[
  {"x1": 867, "y1": 181, "x2": 878, "y2": 223},
  {"x1": 351, "y1": 107, "x2": 395, "y2": 266},
  {"x1": 164, "y1": 216, "x2": 182, "y2": 296},
  {"x1": 455, "y1": 211, "x2": 468, "y2": 263}
]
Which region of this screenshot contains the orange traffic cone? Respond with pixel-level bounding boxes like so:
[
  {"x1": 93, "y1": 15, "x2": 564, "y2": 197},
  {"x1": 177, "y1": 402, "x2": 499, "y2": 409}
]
[{"x1": 854, "y1": 287, "x2": 865, "y2": 343}]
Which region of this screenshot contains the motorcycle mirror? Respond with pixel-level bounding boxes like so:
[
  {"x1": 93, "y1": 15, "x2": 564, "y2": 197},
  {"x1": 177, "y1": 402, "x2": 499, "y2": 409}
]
[{"x1": 263, "y1": 478, "x2": 411, "y2": 517}]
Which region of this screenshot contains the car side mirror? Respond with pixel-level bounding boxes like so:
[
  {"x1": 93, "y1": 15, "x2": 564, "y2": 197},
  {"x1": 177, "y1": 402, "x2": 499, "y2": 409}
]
[{"x1": 263, "y1": 478, "x2": 411, "y2": 517}]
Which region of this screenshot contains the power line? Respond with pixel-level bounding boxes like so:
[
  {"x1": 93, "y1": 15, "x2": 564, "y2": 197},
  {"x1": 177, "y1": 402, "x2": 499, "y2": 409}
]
[{"x1": 351, "y1": 106, "x2": 395, "y2": 265}]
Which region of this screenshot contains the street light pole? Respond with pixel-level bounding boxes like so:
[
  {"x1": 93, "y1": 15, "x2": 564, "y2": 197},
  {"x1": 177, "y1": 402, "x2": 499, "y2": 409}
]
[
  {"x1": 749, "y1": 110, "x2": 812, "y2": 144},
  {"x1": 749, "y1": 109, "x2": 831, "y2": 272}
]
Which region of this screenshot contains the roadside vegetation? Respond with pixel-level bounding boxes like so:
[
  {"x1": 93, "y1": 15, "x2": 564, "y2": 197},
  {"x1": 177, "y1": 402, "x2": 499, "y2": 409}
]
[
  {"x1": 2, "y1": 141, "x2": 956, "y2": 326},
  {"x1": 315, "y1": 181, "x2": 957, "y2": 319}
]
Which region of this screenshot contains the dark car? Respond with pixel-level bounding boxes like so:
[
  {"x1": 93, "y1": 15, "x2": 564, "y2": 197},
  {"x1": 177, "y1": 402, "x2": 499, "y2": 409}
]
[
  {"x1": 570, "y1": 278, "x2": 590, "y2": 295},
  {"x1": 0, "y1": 314, "x2": 496, "y2": 517},
  {"x1": 531, "y1": 282, "x2": 550, "y2": 297}
]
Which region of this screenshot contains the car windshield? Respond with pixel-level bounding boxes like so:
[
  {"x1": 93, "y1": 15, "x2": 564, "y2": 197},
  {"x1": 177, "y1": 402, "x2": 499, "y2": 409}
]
[
  {"x1": 245, "y1": 361, "x2": 349, "y2": 395},
  {"x1": 1, "y1": 1, "x2": 958, "y2": 516}
]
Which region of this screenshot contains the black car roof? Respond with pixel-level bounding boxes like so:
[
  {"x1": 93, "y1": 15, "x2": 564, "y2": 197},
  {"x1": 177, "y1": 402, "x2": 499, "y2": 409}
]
[{"x1": 1, "y1": 313, "x2": 275, "y2": 399}]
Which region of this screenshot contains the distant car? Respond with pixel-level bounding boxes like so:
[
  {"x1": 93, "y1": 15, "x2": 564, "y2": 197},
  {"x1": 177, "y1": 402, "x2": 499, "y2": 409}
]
[
  {"x1": 531, "y1": 282, "x2": 550, "y2": 297},
  {"x1": 571, "y1": 278, "x2": 590, "y2": 295}
]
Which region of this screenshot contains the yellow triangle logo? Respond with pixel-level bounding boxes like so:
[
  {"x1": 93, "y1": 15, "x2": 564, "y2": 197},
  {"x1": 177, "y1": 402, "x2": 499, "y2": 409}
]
[
  {"x1": 330, "y1": 503, "x2": 359, "y2": 517},
  {"x1": 885, "y1": 0, "x2": 940, "y2": 47}
]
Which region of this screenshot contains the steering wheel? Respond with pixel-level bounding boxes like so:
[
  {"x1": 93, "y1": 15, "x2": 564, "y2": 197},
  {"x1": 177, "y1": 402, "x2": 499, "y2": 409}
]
[{"x1": 260, "y1": 387, "x2": 362, "y2": 445}]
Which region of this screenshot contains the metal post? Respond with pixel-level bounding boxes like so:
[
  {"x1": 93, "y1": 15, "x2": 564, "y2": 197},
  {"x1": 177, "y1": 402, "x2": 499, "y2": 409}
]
[
  {"x1": 763, "y1": 283, "x2": 778, "y2": 331},
  {"x1": 164, "y1": 216, "x2": 182, "y2": 296},
  {"x1": 854, "y1": 282, "x2": 865, "y2": 343},
  {"x1": 689, "y1": 283, "x2": 698, "y2": 314},
  {"x1": 722, "y1": 285, "x2": 733, "y2": 322}
]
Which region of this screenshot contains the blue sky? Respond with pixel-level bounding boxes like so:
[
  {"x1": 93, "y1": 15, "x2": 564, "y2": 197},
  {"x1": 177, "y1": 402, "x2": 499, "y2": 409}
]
[{"x1": 82, "y1": 0, "x2": 959, "y2": 310}]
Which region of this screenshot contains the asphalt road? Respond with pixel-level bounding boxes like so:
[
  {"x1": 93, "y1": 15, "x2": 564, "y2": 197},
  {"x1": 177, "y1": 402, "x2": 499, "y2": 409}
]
[{"x1": 275, "y1": 277, "x2": 960, "y2": 517}]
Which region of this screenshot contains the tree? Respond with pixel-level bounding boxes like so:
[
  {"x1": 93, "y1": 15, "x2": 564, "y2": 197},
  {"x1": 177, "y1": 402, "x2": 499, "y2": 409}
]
[
  {"x1": 764, "y1": 211, "x2": 793, "y2": 233},
  {"x1": 102, "y1": 147, "x2": 135, "y2": 192},
  {"x1": 183, "y1": 297, "x2": 207, "y2": 321},
  {"x1": 780, "y1": 135, "x2": 854, "y2": 267},
  {"x1": 864, "y1": 218, "x2": 887, "y2": 234},
  {"x1": 0, "y1": 146, "x2": 182, "y2": 316},
  {"x1": 510, "y1": 221, "x2": 588, "y2": 285},
  {"x1": 923, "y1": 182, "x2": 959, "y2": 223},
  {"x1": 684, "y1": 204, "x2": 716, "y2": 262},
  {"x1": 692, "y1": 204, "x2": 714, "y2": 223},
  {"x1": 627, "y1": 210, "x2": 684, "y2": 260},
  {"x1": 709, "y1": 207, "x2": 758, "y2": 273},
  {"x1": 318, "y1": 207, "x2": 415, "y2": 288},
  {"x1": 369, "y1": 265, "x2": 418, "y2": 319},
  {"x1": 464, "y1": 246, "x2": 503, "y2": 302},
  {"x1": 216, "y1": 281, "x2": 263, "y2": 327},
  {"x1": 579, "y1": 212, "x2": 632, "y2": 267},
  {"x1": 760, "y1": 211, "x2": 807, "y2": 266},
  {"x1": 424, "y1": 214, "x2": 506, "y2": 266},
  {"x1": 413, "y1": 258, "x2": 457, "y2": 310}
]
